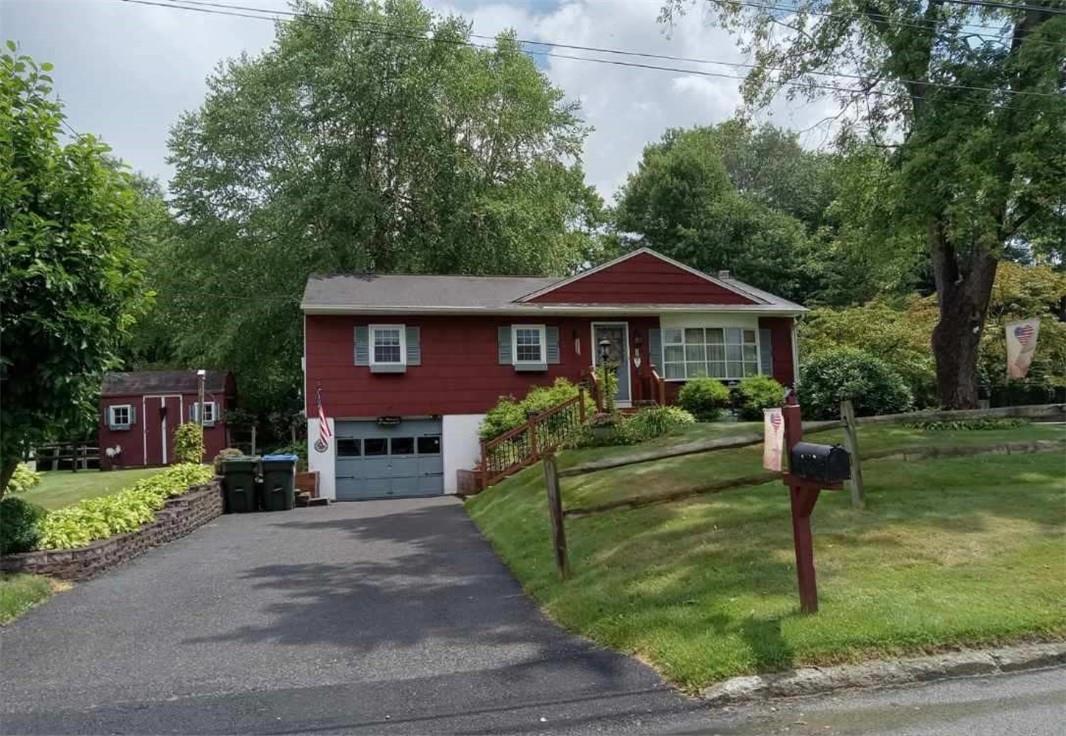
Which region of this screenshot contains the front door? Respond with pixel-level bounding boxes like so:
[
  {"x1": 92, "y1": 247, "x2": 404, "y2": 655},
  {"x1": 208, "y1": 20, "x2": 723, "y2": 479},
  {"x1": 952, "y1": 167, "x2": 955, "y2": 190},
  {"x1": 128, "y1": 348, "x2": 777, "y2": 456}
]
[
  {"x1": 592, "y1": 323, "x2": 631, "y2": 406},
  {"x1": 144, "y1": 395, "x2": 181, "y2": 465}
]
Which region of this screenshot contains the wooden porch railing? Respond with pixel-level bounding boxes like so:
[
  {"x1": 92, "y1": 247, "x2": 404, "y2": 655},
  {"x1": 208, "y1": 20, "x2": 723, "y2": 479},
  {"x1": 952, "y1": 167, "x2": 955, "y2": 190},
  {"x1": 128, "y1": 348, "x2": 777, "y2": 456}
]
[{"x1": 479, "y1": 390, "x2": 588, "y2": 489}]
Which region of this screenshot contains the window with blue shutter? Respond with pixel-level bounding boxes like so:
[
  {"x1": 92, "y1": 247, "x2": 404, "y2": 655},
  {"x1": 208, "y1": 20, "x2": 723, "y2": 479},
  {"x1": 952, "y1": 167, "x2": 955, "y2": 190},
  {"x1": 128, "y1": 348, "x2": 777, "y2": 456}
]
[
  {"x1": 405, "y1": 326, "x2": 421, "y2": 366},
  {"x1": 546, "y1": 326, "x2": 560, "y2": 364},
  {"x1": 108, "y1": 404, "x2": 133, "y2": 430},
  {"x1": 759, "y1": 328, "x2": 773, "y2": 376},
  {"x1": 498, "y1": 326, "x2": 513, "y2": 364}
]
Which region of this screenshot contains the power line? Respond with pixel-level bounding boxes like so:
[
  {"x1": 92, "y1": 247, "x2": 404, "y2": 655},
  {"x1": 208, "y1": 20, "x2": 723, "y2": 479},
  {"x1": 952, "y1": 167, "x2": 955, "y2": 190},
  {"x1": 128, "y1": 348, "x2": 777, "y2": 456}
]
[
  {"x1": 114, "y1": 0, "x2": 1062, "y2": 104},
  {"x1": 942, "y1": 0, "x2": 1066, "y2": 15}
]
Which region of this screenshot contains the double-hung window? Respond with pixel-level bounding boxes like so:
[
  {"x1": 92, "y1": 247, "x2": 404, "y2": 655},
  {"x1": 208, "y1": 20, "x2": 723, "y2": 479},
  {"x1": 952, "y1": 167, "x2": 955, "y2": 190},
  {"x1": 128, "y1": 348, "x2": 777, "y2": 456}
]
[
  {"x1": 370, "y1": 324, "x2": 406, "y2": 369},
  {"x1": 190, "y1": 401, "x2": 217, "y2": 425},
  {"x1": 662, "y1": 327, "x2": 759, "y2": 380},
  {"x1": 108, "y1": 404, "x2": 132, "y2": 429},
  {"x1": 512, "y1": 325, "x2": 546, "y2": 368}
]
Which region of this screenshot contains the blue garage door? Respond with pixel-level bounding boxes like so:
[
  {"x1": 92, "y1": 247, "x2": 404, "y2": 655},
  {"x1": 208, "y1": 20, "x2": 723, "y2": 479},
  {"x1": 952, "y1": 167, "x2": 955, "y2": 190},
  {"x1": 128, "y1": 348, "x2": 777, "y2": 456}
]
[{"x1": 334, "y1": 418, "x2": 444, "y2": 501}]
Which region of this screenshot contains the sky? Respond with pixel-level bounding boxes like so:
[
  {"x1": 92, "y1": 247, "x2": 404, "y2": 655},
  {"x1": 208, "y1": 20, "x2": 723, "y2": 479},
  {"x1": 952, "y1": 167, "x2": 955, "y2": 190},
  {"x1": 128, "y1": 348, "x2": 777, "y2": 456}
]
[{"x1": 4, "y1": 0, "x2": 841, "y2": 199}]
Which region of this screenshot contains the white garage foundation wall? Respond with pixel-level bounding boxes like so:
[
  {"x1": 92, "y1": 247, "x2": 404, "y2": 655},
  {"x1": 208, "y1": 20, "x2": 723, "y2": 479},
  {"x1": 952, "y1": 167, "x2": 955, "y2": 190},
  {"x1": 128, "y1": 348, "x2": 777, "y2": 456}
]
[
  {"x1": 307, "y1": 418, "x2": 337, "y2": 500},
  {"x1": 442, "y1": 414, "x2": 486, "y2": 494}
]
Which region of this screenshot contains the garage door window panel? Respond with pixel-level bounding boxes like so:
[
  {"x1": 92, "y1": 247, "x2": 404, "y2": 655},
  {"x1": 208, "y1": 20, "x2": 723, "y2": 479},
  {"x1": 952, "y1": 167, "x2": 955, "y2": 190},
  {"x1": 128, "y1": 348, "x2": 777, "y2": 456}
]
[
  {"x1": 390, "y1": 437, "x2": 415, "y2": 455},
  {"x1": 337, "y1": 438, "x2": 362, "y2": 456},
  {"x1": 417, "y1": 436, "x2": 441, "y2": 455},
  {"x1": 364, "y1": 438, "x2": 388, "y2": 456}
]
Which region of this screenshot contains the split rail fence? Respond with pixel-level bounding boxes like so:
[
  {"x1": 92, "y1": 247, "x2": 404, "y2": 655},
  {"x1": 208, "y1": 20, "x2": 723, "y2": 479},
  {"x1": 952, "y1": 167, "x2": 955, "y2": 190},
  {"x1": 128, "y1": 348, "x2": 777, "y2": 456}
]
[{"x1": 539, "y1": 402, "x2": 1066, "y2": 580}]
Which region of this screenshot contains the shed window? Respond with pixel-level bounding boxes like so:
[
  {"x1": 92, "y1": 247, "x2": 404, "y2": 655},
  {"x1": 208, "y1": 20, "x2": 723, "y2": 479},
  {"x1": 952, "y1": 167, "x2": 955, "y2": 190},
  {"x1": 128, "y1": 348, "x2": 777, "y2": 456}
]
[
  {"x1": 109, "y1": 405, "x2": 132, "y2": 429},
  {"x1": 512, "y1": 325, "x2": 546, "y2": 365},
  {"x1": 663, "y1": 327, "x2": 759, "y2": 380},
  {"x1": 190, "y1": 401, "x2": 217, "y2": 425},
  {"x1": 370, "y1": 325, "x2": 405, "y2": 366}
]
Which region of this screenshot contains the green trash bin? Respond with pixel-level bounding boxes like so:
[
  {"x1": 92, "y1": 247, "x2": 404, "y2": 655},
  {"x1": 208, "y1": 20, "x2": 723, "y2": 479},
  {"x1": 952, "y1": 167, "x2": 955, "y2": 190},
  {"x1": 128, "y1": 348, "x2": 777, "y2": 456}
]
[
  {"x1": 221, "y1": 457, "x2": 259, "y2": 513},
  {"x1": 260, "y1": 454, "x2": 297, "y2": 511}
]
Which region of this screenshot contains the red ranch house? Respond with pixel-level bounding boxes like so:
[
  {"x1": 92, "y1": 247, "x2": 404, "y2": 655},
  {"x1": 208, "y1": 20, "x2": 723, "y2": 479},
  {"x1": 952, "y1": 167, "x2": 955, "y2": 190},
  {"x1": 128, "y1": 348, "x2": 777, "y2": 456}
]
[
  {"x1": 98, "y1": 371, "x2": 236, "y2": 468},
  {"x1": 302, "y1": 248, "x2": 805, "y2": 501}
]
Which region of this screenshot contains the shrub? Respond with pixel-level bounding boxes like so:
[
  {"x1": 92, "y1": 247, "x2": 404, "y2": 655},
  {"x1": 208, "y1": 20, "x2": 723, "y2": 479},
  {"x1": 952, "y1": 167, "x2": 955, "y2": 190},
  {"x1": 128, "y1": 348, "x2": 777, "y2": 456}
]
[
  {"x1": 0, "y1": 497, "x2": 45, "y2": 554},
  {"x1": 37, "y1": 463, "x2": 213, "y2": 550},
  {"x1": 479, "y1": 379, "x2": 593, "y2": 441},
  {"x1": 677, "y1": 378, "x2": 731, "y2": 421},
  {"x1": 4, "y1": 463, "x2": 41, "y2": 494},
  {"x1": 620, "y1": 405, "x2": 696, "y2": 443},
  {"x1": 799, "y1": 347, "x2": 913, "y2": 420},
  {"x1": 735, "y1": 375, "x2": 785, "y2": 421},
  {"x1": 213, "y1": 447, "x2": 245, "y2": 474},
  {"x1": 174, "y1": 422, "x2": 205, "y2": 464}
]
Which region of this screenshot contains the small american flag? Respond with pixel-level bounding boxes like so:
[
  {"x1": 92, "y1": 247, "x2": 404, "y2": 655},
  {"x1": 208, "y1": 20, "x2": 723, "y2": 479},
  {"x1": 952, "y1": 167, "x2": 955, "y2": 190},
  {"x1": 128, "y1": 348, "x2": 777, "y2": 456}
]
[
  {"x1": 1014, "y1": 323, "x2": 1035, "y2": 347},
  {"x1": 315, "y1": 387, "x2": 332, "y2": 452}
]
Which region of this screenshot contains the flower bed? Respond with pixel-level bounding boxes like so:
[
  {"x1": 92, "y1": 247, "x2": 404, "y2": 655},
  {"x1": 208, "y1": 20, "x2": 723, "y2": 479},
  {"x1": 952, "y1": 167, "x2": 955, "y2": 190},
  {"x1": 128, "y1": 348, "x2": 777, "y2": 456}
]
[{"x1": 0, "y1": 479, "x2": 222, "y2": 581}]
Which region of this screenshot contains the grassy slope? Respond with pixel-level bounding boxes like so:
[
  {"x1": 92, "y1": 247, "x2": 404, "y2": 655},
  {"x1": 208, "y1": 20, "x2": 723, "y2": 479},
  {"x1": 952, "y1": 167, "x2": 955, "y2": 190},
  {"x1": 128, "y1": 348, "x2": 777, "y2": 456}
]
[
  {"x1": 467, "y1": 423, "x2": 1066, "y2": 691},
  {"x1": 23, "y1": 468, "x2": 163, "y2": 510},
  {"x1": 0, "y1": 574, "x2": 54, "y2": 624}
]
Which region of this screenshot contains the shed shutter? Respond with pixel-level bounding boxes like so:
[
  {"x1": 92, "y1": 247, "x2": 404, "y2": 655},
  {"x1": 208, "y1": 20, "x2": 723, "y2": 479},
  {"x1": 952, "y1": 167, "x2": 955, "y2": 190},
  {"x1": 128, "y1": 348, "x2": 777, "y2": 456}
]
[
  {"x1": 128, "y1": 406, "x2": 137, "y2": 425},
  {"x1": 406, "y1": 326, "x2": 421, "y2": 366},
  {"x1": 189, "y1": 403, "x2": 197, "y2": 422},
  {"x1": 546, "y1": 326, "x2": 560, "y2": 364},
  {"x1": 354, "y1": 326, "x2": 370, "y2": 366},
  {"x1": 759, "y1": 328, "x2": 773, "y2": 376},
  {"x1": 648, "y1": 328, "x2": 662, "y2": 372},
  {"x1": 497, "y1": 326, "x2": 512, "y2": 364}
]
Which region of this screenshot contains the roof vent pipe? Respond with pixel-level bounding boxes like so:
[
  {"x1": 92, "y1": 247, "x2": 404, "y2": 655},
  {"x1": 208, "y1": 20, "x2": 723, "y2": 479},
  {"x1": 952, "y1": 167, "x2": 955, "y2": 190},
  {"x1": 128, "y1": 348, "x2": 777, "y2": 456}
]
[{"x1": 717, "y1": 269, "x2": 731, "y2": 279}]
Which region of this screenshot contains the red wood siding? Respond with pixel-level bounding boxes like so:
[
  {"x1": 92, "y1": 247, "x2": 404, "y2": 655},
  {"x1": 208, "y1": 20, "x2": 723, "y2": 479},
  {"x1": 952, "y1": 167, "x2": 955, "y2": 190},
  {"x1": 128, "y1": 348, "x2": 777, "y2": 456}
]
[
  {"x1": 305, "y1": 315, "x2": 662, "y2": 417},
  {"x1": 759, "y1": 317, "x2": 796, "y2": 387},
  {"x1": 98, "y1": 392, "x2": 231, "y2": 467},
  {"x1": 526, "y1": 252, "x2": 757, "y2": 305}
]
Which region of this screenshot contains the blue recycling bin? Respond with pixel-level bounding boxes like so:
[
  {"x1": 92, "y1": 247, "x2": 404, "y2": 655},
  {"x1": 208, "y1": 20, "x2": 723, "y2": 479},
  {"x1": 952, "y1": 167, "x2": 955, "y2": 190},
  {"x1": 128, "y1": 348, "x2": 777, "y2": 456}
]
[{"x1": 259, "y1": 454, "x2": 298, "y2": 511}]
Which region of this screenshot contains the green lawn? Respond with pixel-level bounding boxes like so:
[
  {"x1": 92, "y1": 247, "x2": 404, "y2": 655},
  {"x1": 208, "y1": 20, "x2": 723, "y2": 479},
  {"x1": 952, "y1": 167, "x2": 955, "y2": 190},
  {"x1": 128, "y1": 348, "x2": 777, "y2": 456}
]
[
  {"x1": 0, "y1": 574, "x2": 54, "y2": 624},
  {"x1": 23, "y1": 467, "x2": 164, "y2": 510},
  {"x1": 467, "y1": 422, "x2": 1066, "y2": 691}
]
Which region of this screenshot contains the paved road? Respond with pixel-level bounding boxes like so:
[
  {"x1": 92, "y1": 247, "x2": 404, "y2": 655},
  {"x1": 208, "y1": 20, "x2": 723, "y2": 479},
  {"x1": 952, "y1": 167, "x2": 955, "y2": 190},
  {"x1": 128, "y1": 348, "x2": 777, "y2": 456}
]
[{"x1": 2, "y1": 497, "x2": 1062, "y2": 734}]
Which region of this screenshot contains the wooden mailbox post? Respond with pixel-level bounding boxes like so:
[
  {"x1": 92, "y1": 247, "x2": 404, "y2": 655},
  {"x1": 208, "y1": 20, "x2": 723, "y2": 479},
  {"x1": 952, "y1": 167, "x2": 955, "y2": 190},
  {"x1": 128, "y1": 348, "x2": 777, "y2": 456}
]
[{"x1": 781, "y1": 394, "x2": 844, "y2": 614}]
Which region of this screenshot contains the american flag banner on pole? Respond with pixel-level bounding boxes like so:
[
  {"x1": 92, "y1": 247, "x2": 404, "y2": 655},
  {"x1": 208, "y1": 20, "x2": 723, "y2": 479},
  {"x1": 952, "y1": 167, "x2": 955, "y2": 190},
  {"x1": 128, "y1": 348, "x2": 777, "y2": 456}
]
[
  {"x1": 314, "y1": 387, "x2": 332, "y2": 453},
  {"x1": 1006, "y1": 318, "x2": 1040, "y2": 380}
]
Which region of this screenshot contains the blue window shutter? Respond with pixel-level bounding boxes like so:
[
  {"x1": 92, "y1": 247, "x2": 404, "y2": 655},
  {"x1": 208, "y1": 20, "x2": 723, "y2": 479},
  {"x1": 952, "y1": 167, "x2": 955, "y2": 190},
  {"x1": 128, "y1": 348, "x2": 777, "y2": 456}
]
[
  {"x1": 129, "y1": 406, "x2": 136, "y2": 425},
  {"x1": 498, "y1": 326, "x2": 512, "y2": 364},
  {"x1": 648, "y1": 328, "x2": 662, "y2": 371},
  {"x1": 759, "y1": 328, "x2": 773, "y2": 376},
  {"x1": 546, "y1": 326, "x2": 560, "y2": 364},
  {"x1": 354, "y1": 326, "x2": 370, "y2": 366},
  {"x1": 406, "y1": 326, "x2": 421, "y2": 366},
  {"x1": 189, "y1": 404, "x2": 197, "y2": 422}
]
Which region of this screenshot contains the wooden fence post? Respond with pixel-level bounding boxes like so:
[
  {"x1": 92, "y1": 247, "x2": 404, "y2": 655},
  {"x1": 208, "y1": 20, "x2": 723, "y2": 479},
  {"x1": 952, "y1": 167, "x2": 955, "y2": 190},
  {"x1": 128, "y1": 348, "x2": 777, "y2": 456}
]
[
  {"x1": 578, "y1": 388, "x2": 587, "y2": 424},
  {"x1": 840, "y1": 400, "x2": 865, "y2": 509},
  {"x1": 542, "y1": 452, "x2": 570, "y2": 580}
]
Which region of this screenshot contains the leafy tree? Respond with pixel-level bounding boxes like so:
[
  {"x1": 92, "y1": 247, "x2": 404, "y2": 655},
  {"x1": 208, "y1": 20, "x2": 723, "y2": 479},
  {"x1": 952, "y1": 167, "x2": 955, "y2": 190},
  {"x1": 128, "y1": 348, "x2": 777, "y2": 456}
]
[
  {"x1": 162, "y1": 0, "x2": 602, "y2": 412},
  {"x1": 0, "y1": 46, "x2": 146, "y2": 494},
  {"x1": 614, "y1": 126, "x2": 814, "y2": 301},
  {"x1": 664, "y1": 0, "x2": 1066, "y2": 407}
]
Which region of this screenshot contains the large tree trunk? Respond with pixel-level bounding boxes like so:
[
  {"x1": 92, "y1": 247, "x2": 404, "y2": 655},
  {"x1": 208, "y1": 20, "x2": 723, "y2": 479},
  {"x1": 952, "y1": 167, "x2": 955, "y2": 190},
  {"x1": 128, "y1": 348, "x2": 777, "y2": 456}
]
[
  {"x1": 929, "y1": 222, "x2": 999, "y2": 409},
  {"x1": 0, "y1": 457, "x2": 20, "y2": 501}
]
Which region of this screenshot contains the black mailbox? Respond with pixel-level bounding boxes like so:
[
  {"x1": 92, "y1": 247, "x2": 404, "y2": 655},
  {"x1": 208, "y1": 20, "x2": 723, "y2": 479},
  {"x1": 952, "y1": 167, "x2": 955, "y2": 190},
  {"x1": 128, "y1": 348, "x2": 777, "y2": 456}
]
[{"x1": 790, "y1": 442, "x2": 850, "y2": 484}]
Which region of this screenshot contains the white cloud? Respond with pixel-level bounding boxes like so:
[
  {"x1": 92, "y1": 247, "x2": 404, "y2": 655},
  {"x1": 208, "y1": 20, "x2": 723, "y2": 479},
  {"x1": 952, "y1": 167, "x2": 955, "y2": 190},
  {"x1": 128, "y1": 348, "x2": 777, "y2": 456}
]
[{"x1": 5, "y1": 0, "x2": 844, "y2": 200}]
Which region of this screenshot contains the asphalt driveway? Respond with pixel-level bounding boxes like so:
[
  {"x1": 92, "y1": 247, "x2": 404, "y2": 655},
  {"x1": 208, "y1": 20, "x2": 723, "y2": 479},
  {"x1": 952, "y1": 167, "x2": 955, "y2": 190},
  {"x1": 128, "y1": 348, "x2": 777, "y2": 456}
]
[{"x1": 0, "y1": 497, "x2": 711, "y2": 734}]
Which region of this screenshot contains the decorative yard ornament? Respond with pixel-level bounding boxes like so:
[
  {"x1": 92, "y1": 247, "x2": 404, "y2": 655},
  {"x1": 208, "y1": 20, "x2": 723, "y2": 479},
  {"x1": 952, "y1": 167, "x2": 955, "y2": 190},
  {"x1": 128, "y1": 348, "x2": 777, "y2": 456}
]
[
  {"x1": 763, "y1": 408, "x2": 784, "y2": 472},
  {"x1": 314, "y1": 387, "x2": 332, "y2": 454},
  {"x1": 1005, "y1": 318, "x2": 1040, "y2": 380}
]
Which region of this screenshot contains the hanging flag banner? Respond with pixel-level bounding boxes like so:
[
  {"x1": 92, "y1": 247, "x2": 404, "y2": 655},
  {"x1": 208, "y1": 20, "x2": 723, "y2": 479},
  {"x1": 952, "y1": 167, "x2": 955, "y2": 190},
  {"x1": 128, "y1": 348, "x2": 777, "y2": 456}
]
[
  {"x1": 1006, "y1": 318, "x2": 1040, "y2": 379},
  {"x1": 763, "y1": 407, "x2": 785, "y2": 472},
  {"x1": 314, "y1": 387, "x2": 333, "y2": 453}
]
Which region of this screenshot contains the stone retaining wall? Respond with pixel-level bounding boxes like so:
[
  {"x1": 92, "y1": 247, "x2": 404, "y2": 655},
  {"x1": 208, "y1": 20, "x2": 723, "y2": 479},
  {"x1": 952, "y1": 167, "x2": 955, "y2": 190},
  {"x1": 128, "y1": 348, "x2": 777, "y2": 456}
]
[{"x1": 0, "y1": 480, "x2": 223, "y2": 582}]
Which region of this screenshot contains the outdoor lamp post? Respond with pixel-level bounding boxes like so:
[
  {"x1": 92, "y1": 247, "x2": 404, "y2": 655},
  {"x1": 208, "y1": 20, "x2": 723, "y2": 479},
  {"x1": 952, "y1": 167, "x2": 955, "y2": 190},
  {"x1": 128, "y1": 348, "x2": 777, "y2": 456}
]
[{"x1": 196, "y1": 369, "x2": 206, "y2": 429}]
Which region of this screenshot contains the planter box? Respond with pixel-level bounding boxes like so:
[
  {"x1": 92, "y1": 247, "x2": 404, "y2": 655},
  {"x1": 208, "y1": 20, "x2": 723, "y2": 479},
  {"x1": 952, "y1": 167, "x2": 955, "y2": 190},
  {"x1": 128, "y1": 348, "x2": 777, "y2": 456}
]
[
  {"x1": 0, "y1": 480, "x2": 223, "y2": 582},
  {"x1": 295, "y1": 470, "x2": 319, "y2": 498}
]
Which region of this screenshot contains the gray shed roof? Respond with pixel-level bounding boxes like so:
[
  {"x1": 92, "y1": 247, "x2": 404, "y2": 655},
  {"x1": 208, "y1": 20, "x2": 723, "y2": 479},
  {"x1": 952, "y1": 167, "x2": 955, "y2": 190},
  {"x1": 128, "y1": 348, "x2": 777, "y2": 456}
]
[{"x1": 102, "y1": 371, "x2": 232, "y2": 397}]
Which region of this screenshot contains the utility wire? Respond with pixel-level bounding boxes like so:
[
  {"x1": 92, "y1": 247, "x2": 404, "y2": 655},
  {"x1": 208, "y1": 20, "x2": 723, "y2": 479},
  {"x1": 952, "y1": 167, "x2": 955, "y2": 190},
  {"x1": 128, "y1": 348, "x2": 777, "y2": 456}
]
[
  {"x1": 942, "y1": 0, "x2": 1066, "y2": 15},
  {"x1": 115, "y1": 0, "x2": 1062, "y2": 103}
]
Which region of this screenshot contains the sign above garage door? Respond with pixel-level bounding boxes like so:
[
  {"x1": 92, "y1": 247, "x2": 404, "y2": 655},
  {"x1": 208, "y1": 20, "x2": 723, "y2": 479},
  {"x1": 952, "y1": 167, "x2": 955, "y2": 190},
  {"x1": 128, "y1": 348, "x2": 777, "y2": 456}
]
[{"x1": 334, "y1": 418, "x2": 444, "y2": 501}]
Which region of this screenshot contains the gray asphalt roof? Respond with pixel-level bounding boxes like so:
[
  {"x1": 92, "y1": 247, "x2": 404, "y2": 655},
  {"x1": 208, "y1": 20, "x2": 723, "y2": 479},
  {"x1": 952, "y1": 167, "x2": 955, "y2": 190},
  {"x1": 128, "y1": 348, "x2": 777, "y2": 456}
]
[
  {"x1": 302, "y1": 273, "x2": 558, "y2": 309},
  {"x1": 102, "y1": 370, "x2": 231, "y2": 396}
]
